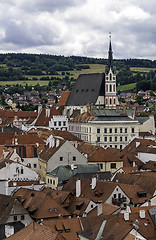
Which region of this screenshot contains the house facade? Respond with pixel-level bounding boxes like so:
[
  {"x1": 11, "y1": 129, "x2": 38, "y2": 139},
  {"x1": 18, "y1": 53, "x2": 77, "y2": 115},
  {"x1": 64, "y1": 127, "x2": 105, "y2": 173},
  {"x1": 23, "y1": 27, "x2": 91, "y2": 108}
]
[
  {"x1": 69, "y1": 111, "x2": 140, "y2": 149},
  {"x1": 0, "y1": 160, "x2": 38, "y2": 181},
  {"x1": 38, "y1": 136, "x2": 88, "y2": 182}
]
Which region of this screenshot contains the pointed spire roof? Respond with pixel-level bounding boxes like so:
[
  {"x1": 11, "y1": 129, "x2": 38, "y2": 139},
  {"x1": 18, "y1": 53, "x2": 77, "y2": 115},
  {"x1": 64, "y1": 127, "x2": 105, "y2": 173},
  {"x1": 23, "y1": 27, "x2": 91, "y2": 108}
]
[{"x1": 108, "y1": 33, "x2": 113, "y2": 70}]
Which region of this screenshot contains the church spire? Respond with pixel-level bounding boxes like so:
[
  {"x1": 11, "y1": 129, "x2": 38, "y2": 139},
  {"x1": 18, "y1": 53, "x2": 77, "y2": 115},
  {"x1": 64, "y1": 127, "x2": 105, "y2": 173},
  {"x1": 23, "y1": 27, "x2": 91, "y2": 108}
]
[{"x1": 108, "y1": 33, "x2": 113, "y2": 70}]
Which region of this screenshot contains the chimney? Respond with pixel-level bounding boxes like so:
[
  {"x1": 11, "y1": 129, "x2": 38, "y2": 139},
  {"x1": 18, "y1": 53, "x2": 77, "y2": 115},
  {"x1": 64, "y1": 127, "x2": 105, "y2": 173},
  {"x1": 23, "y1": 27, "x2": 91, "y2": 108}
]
[
  {"x1": 86, "y1": 104, "x2": 91, "y2": 114},
  {"x1": 91, "y1": 177, "x2": 96, "y2": 190},
  {"x1": 5, "y1": 225, "x2": 14, "y2": 238},
  {"x1": 132, "y1": 161, "x2": 136, "y2": 167},
  {"x1": 76, "y1": 179, "x2": 81, "y2": 197},
  {"x1": 123, "y1": 106, "x2": 126, "y2": 115},
  {"x1": 48, "y1": 135, "x2": 55, "y2": 148},
  {"x1": 116, "y1": 105, "x2": 119, "y2": 113},
  {"x1": 14, "y1": 148, "x2": 16, "y2": 155},
  {"x1": 124, "y1": 212, "x2": 129, "y2": 221},
  {"x1": 97, "y1": 202, "x2": 103, "y2": 216},
  {"x1": 15, "y1": 138, "x2": 18, "y2": 145},
  {"x1": 46, "y1": 108, "x2": 50, "y2": 117},
  {"x1": 136, "y1": 141, "x2": 140, "y2": 148},
  {"x1": 139, "y1": 210, "x2": 145, "y2": 219},
  {"x1": 38, "y1": 105, "x2": 42, "y2": 116},
  {"x1": 56, "y1": 139, "x2": 60, "y2": 148}
]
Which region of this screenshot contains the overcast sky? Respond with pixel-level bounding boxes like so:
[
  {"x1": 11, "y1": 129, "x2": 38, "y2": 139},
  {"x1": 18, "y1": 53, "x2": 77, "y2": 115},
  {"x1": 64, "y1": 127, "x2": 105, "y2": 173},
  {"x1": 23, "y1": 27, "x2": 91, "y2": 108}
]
[{"x1": 0, "y1": 0, "x2": 156, "y2": 59}]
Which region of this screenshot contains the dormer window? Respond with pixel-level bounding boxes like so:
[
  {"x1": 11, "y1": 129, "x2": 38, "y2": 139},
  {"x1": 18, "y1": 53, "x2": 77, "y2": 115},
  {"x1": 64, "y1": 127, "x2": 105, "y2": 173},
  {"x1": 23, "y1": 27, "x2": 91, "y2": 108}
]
[{"x1": 137, "y1": 191, "x2": 147, "y2": 198}]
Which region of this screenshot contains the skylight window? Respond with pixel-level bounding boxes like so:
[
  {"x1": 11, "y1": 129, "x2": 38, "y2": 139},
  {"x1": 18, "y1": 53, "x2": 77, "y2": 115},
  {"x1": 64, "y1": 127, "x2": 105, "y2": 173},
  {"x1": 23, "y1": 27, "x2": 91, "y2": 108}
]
[{"x1": 49, "y1": 208, "x2": 52, "y2": 213}]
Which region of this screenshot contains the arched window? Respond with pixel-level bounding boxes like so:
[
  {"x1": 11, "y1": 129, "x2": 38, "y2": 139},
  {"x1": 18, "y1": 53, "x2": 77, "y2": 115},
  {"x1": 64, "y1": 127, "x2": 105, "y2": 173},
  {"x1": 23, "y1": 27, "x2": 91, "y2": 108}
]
[
  {"x1": 106, "y1": 98, "x2": 108, "y2": 105},
  {"x1": 106, "y1": 84, "x2": 108, "y2": 92},
  {"x1": 113, "y1": 85, "x2": 115, "y2": 92},
  {"x1": 110, "y1": 84, "x2": 112, "y2": 92},
  {"x1": 110, "y1": 98, "x2": 112, "y2": 105}
]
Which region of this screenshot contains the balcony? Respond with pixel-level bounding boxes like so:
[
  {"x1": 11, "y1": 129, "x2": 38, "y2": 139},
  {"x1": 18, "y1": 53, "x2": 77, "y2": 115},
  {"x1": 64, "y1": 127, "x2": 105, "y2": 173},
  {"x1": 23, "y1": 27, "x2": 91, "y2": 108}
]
[{"x1": 112, "y1": 197, "x2": 127, "y2": 206}]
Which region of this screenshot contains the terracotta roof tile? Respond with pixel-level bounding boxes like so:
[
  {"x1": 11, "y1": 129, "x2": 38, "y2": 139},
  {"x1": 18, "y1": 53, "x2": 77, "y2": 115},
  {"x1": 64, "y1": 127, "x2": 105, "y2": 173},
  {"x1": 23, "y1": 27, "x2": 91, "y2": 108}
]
[
  {"x1": 0, "y1": 109, "x2": 37, "y2": 126},
  {"x1": 4, "y1": 222, "x2": 65, "y2": 240},
  {"x1": 70, "y1": 112, "x2": 95, "y2": 123},
  {"x1": 122, "y1": 138, "x2": 156, "y2": 155},
  {"x1": 87, "y1": 202, "x2": 120, "y2": 217},
  {"x1": 51, "y1": 129, "x2": 82, "y2": 142},
  {"x1": 57, "y1": 91, "x2": 70, "y2": 107},
  {"x1": 78, "y1": 143, "x2": 121, "y2": 162},
  {"x1": 35, "y1": 108, "x2": 60, "y2": 127},
  {"x1": 63, "y1": 177, "x2": 149, "y2": 205},
  {"x1": 113, "y1": 172, "x2": 156, "y2": 195},
  {"x1": 13, "y1": 188, "x2": 70, "y2": 220},
  {"x1": 43, "y1": 218, "x2": 82, "y2": 240},
  {"x1": 39, "y1": 139, "x2": 65, "y2": 162}
]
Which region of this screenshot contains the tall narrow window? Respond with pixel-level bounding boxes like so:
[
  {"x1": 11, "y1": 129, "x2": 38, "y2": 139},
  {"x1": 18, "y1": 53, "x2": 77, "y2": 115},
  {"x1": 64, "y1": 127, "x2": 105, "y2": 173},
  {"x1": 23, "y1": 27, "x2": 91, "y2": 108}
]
[
  {"x1": 110, "y1": 84, "x2": 112, "y2": 92},
  {"x1": 110, "y1": 73, "x2": 112, "y2": 80},
  {"x1": 106, "y1": 84, "x2": 108, "y2": 92}
]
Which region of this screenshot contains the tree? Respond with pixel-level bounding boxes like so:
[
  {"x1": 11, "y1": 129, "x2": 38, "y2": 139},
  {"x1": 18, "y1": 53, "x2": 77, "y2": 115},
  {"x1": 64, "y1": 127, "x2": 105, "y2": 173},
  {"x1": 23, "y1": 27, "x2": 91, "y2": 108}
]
[{"x1": 1, "y1": 95, "x2": 5, "y2": 105}]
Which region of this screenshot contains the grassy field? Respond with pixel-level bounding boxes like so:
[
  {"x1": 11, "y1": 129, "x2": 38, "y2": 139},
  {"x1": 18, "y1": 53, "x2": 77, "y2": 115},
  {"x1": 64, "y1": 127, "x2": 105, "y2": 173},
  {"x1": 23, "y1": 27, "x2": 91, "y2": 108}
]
[
  {"x1": 0, "y1": 80, "x2": 49, "y2": 86},
  {"x1": 131, "y1": 67, "x2": 156, "y2": 72},
  {"x1": 117, "y1": 83, "x2": 136, "y2": 91},
  {"x1": 0, "y1": 64, "x2": 153, "y2": 88},
  {"x1": 0, "y1": 64, "x2": 106, "y2": 86},
  {"x1": 67, "y1": 64, "x2": 106, "y2": 79}
]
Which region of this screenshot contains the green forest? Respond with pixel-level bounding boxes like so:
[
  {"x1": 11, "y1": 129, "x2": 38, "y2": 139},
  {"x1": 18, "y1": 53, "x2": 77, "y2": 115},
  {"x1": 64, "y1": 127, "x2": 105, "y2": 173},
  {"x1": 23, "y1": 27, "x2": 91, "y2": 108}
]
[{"x1": 0, "y1": 53, "x2": 156, "y2": 92}]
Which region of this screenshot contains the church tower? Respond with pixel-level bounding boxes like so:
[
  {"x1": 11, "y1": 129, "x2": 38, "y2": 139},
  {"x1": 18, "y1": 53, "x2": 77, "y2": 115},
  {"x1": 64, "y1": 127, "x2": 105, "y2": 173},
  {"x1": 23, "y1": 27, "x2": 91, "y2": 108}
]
[{"x1": 105, "y1": 35, "x2": 118, "y2": 109}]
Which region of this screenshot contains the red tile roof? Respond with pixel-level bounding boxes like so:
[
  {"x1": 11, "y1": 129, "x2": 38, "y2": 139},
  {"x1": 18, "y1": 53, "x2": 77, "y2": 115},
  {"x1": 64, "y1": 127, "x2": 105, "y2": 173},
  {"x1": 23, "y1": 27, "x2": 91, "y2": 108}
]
[
  {"x1": 63, "y1": 177, "x2": 150, "y2": 205},
  {"x1": 78, "y1": 143, "x2": 121, "y2": 162},
  {"x1": 5, "y1": 222, "x2": 65, "y2": 240},
  {"x1": 35, "y1": 108, "x2": 61, "y2": 127},
  {"x1": 70, "y1": 112, "x2": 95, "y2": 123},
  {"x1": 14, "y1": 188, "x2": 71, "y2": 220},
  {"x1": 43, "y1": 217, "x2": 82, "y2": 240},
  {"x1": 57, "y1": 91, "x2": 70, "y2": 107}
]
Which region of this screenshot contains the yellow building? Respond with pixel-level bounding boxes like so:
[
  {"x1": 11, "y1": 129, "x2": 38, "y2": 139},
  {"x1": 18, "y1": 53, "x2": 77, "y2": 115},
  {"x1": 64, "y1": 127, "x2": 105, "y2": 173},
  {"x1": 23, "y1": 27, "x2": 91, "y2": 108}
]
[{"x1": 78, "y1": 142, "x2": 123, "y2": 173}]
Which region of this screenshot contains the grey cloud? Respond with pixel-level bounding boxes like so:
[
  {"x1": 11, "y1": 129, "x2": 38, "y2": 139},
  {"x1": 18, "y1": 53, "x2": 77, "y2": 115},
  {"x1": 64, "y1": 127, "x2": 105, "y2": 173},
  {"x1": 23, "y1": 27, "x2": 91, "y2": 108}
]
[{"x1": 19, "y1": 0, "x2": 86, "y2": 13}]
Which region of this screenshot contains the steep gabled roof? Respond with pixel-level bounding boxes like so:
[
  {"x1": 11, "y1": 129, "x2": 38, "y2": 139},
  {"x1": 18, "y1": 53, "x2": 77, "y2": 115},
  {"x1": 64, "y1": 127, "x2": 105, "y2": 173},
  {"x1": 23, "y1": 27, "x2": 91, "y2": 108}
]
[
  {"x1": 35, "y1": 108, "x2": 61, "y2": 127},
  {"x1": 4, "y1": 133, "x2": 45, "y2": 146},
  {"x1": 43, "y1": 218, "x2": 82, "y2": 240},
  {"x1": 0, "y1": 194, "x2": 27, "y2": 224},
  {"x1": 70, "y1": 112, "x2": 95, "y2": 123},
  {"x1": 39, "y1": 139, "x2": 65, "y2": 162},
  {"x1": 13, "y1": 188, "x2": 70, "y2": 220},
  {"x1": 122, "y1": 138, "x2": 156, "y2": 155},
  {"x1": 63, "y1": 177, "x2": 151, "y2": 205},
  {"x1": 51, "y1": 129, "x2": 82, "y2": 142},
  {"x1": 4, "y1": 222, "x2": 65, "y2": 240},
  {"x1": 78, "y1": 143, "x2": 121, "y2": 162},
  {"x1": 87, "y1": 202, "x2": 120, "y2": 217},
  {"x1": 113, "y1": 172, "x2": 156, "y2": 195},
  {"x1": 66, "y1": 73, "x2": 105, "y2": 106},
  {"x1": 57, "y1": 91, "x2": 70, "y2": 107},
  {"x1": 0, "y1": 109, "x2": 37, "y2": 126}
]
